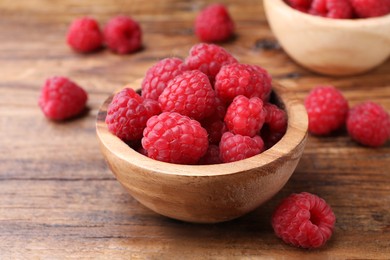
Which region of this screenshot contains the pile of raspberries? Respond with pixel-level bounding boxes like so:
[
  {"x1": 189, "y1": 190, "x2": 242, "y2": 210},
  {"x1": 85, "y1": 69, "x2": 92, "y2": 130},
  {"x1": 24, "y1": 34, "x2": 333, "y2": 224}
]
[
  {"x1": 105, "y1": 43, "x2": 288, "y2": 165},
  {"x1": 285, "y1": 0, "x2": 390, "y2": 19}
]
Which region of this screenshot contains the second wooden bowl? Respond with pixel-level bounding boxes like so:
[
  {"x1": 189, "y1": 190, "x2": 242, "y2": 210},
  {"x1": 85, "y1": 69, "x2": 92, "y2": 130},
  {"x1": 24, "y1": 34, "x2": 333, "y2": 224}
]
[{"x1": 96, "y1": 81, "x2": 308, "y2": 223}]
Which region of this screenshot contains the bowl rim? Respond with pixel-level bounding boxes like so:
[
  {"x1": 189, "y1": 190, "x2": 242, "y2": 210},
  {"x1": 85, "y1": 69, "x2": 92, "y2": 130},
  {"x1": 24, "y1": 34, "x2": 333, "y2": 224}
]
[
  {"x1": 96, "y1": 79, "x2": 308, "y2": 177},
  {"x1": 265, "y1": 0, "x2": 390, "y2": 27}
]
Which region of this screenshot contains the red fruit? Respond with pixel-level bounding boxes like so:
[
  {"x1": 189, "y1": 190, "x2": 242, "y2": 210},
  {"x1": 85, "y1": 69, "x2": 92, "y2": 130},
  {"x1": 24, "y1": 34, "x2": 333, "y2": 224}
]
[
  {"x1": 224, "y1": 95, "x2": 266, "y2": 137},
  {"x1": 285, "y1": 0, "x2": 313, "y2": 12},
  {"x1": 215, "y1": 63, "x2": 272, "y2": 103},
  {"x1": 141, "y1": 58, "x2": 188, "y2": 101},
  {"x1": 66, "y1": 17, "x2": 103, "y2": 53},
  {"x1": 38, "y1": 76, "x2": 88, "y2": 120},
  {"x1": 219, "y1": 132, "x2": 264, "y2": 163},
  {"x1": 304, "y1": 86, "x2": 349, "y2": 135},
  {"x1": 105, "y1": 88, "x2": 149, "y2": 141},
  {"x1": 158, "y1": 70, "x2": 216, "y2": 121},
  {"x1": 142, "y1": 112, "x2": 208, "y2": 164},
  {"x1": 195, "y1": 4, "x2": 235, "y2": 42},
  {"x1": 347, "y1": 101, "x2": 390, "y2": 147},
  {"x1": 272, "y1": 192, "x2": 336, "y2": 249},
  {"x1": 201, "y1": 117, "x2": 227, "y2": 144},
  {"x1": 262, "y1": 103, "x2": 288, "y2": 148},
  {"x1": 142, "y1": 98, "x2": 161, "y2": 117},
  {"x1": 104, "y1": 16, "x2": 142, "y2": 54},
  {"x1": 309, "y1": 0, "x2": 353, "y2": 19},
  {"x1": 350, "y1": 0, "x2": 390, "y2": 18},
  {"x1": 198, "y1": 145, "x2": 222, "y2": 165},
  {"x1": 185, "y1": 43, "x2": 238, "y2": 84}
]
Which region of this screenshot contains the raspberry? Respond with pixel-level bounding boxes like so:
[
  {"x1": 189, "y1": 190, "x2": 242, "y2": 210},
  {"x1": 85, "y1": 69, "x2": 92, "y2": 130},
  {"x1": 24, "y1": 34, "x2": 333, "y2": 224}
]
[
  {"x1": 272, "y1": 192, "x2": 336, "y2": 249},
  {"x1": 285, "y1": 0, "x2": 313, "y2": 12},
  {"x1": 346, "y1": 101, "x2": 390, "y2": 147},
  {"x1": 195, "y1": 4, "x2": 235, "y2": 43},
  {"x1": 198, "y1": 145, "x2": 222, "y2": 165},
  {"x1": 309, "y1": 0, "x2": 353, "y2": 19},
  {"x1": 38, "y1": 76, "x2": 88, "y2": 120},
  {"x1": 304, "y1": 86, "x2": 349, "y2": 135},
  {"x1": 105, "y1": 88, "x2": 150, "y2": 141},
  {"x1": 219, "y1": 132, "x2": 264, "y2": 163},
  {"x1": 141, "y1": 58, "x2": 188, "y2": 101},
  {"x1": 185, "y1": 43, "x2": 238, "y2": 84},
  {"x1": 215, "y1": 63, "x2": 272, "y2": 103},
  {"x1": 201, "y1": 117, "x2": 227, "y2": 144},
  {"x1": 224, "y1": 95, "x2": 266, "y2": 137},
  {"x1": 350, "y1": 0, "x2": 390, "y2": 18},
  {"x1": 104, "y1": 16, "x2": 142, "y2": 54},
  {"x1": 142, "y1": 112, "x2": 208, "y2": 164},
  {"x1": 158, "y1": 70, "x2": 216, "y2": 121},
  {"x1": 261, "y1": 103, "x2": 288, "y2": 148},
  {"x1": 142, "y1": 98, "x2": 161, "y2": 117},
  {"x1": 66, "y1": 17, "x2": 103, "y2": 53}
]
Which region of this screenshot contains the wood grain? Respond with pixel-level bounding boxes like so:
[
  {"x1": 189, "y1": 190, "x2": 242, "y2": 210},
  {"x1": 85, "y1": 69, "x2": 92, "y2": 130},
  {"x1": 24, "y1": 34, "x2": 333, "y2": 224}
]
[{"x1": 1, "y1": 0, "x2": 389, "y2": 258}]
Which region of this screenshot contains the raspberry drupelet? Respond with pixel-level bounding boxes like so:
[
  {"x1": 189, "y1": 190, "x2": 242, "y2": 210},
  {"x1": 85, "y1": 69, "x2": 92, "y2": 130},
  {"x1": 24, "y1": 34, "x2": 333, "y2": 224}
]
[
  {"x1": 142, "y1": 112, "x2": 209, "y2": 164},
  {"x1": 38, "y1": 76, "x2": 88, "y2": 120},
  {"x1": 272, "y1": 192, "x2": 336, "y2": 249}
]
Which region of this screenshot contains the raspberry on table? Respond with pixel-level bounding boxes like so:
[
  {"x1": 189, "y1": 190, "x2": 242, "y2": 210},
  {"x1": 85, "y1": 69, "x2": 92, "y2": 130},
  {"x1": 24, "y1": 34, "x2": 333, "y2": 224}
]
[
  {"x1": 184, "y1": 43, "x2": 238, "y2": 84},
  {"x1": 105, "y1": 87, "x2": 150, "y2": 141},
  {"x1": 195, "y1": 3, "x2": 235, "y2": 43},
  {"x1": 309, "y1": 0, "x2": 353, "y2": 19},
  {"x1": 141, "y1": 58, "x2": 188, "y2": 101},
  {"x1": 219, "y1": 132, "x2": 264, "y2": 163},
  {"x1": 272, "y1": 192, "x2": 336, "y2": 249},
  {"x1": 142, "y1": 112, "x2": 209, "y2": 164},
  {"x1": 215, "y1": 63, "x2": 272, "y2": 103},
  {"x1": 38, "y1": 76, "x2": 88, "y2": 120},
  {"x1": 158, "y1": 70, "x2": 216, "y2": 121},
  {"x1": 104, "y1": 15, "x2": 142, "y2": 54},
  {"x1": 224, "y1": 95, "x2": 266, "y2": 137},
  {"x1": 346, "y1": 101, "x2": 390, "y2": 147},
  {"x1": 350, "y1": 0, "x2": 390, "y2": 18},
  {"x1": 304, "y1": 86, "x2": 349, "y2": 135},
  {"x1": 66, "y1": 17, "x2": 103, "y2": 53},
  {"x1": 198, "y1": 144, "x2": 222, "y2": 165}
]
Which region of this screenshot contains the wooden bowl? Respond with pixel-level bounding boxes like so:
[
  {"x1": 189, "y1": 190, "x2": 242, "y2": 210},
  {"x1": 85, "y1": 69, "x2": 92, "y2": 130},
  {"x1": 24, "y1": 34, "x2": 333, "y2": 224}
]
[
  {"x1": 96, "y1": 81, "x2": 308, "y2": 223},
  {"x1": 264, "y1": 0, "x2": 390, "y2": 76}
]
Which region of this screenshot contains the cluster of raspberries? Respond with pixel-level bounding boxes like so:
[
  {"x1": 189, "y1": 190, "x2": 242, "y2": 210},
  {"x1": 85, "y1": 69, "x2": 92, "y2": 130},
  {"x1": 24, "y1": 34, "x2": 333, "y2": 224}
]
[
  {"x1": 67, "y1": 15, "x2": 142, "y2": 54},
  {"x1": 304, "y1": 86, "x2": 390, "y2": 147},
  {"x1": 285, "y1": 0, "x2": 390, "y2": 19},
  {"x1": 105, "y1": 43, "x2": 288, "y2": 165}
]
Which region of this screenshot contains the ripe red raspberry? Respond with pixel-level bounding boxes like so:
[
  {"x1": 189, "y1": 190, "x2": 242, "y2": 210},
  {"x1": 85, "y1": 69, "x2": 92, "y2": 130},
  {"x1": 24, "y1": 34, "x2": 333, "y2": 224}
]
[
  {"x1": 215, "y1": 63, "x2": 272, "y2": 103},
  {"x1": 105, "y1": 88, "x2": 150, "y2": 141},
  {"x1": 261, "y1": 103, "x2": 288, "y2": 148},
  {"x1": 201, "y1": 117, "x2": 227, "y2": 144},
  {"x1": 198, "y1": 145, "x2": 222, "y2": 165},
  {"x1": 195, "y1": 4, "x2": 235, "y2": 43},
  {"x1": 304, "y1": 86, "x2": 349, "y2": 135},
  {"x1": 141, "y1": 58, "x2": 188, "y2": 101},
  {"x1": 350, "y1": 0, "x2": 390, "y2": 18},
  {"x1": 346, "y1": 101, "x2": 390, "y2": 147},
  {"x1": 285, "y1": 0, "x2": 313, "y2": 12},
  {"x1": 104, "y1": 16, "x2": 142, "y2": 54},
  {"x1": 219, "y1": 132, "x2": 264, "y2": 163},
  {"x1": 272, "y1": 192, "x2": 336, "y2": 249},
  {"x1": 142, "y1": 112, "x2": 208, "y2": 164},
  {"x1": 185, "y1": 43, "x2": 238, "y2": 84},
  {"x1": 142, "y1": 98, "x2": 161, "y2": 117},
  {"x1": 224, "y1": 95, "x2": 266, "y2": 137},
  {"x1": 158, "y1": 70, "x2": 216, "y2": 121},
  {"x1": 309, "y1": 0, "x2": 353, "y2": 19},
  {"x1": 66, "y1": 17, "x2": 103, "y2": 53},
  {"x1": 38, "y1": 76, "x2": 88, "y2": 120}
]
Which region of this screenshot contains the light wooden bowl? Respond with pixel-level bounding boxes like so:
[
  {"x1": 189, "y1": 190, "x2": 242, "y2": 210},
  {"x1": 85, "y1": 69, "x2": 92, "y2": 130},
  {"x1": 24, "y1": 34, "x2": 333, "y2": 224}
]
[
  {"x1": 96, "y1": 81, "x2": 308, "y2": 223},
  {"x1": 264, "y1": 0, "x2": 390, "y2": 76}
]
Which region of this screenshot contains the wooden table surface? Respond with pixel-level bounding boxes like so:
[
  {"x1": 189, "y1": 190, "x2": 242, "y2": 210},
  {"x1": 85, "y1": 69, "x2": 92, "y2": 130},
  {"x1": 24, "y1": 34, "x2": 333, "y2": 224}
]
[{"x1": 1, "y1": 0, "x2": 389, "y2": 258}]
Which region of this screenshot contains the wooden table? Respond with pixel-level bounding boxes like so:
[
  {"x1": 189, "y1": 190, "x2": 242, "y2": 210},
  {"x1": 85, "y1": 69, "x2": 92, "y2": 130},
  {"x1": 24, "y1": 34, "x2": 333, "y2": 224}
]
[{"x1": 1, "y1": 0, "x2": 389, "y2": 258}]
